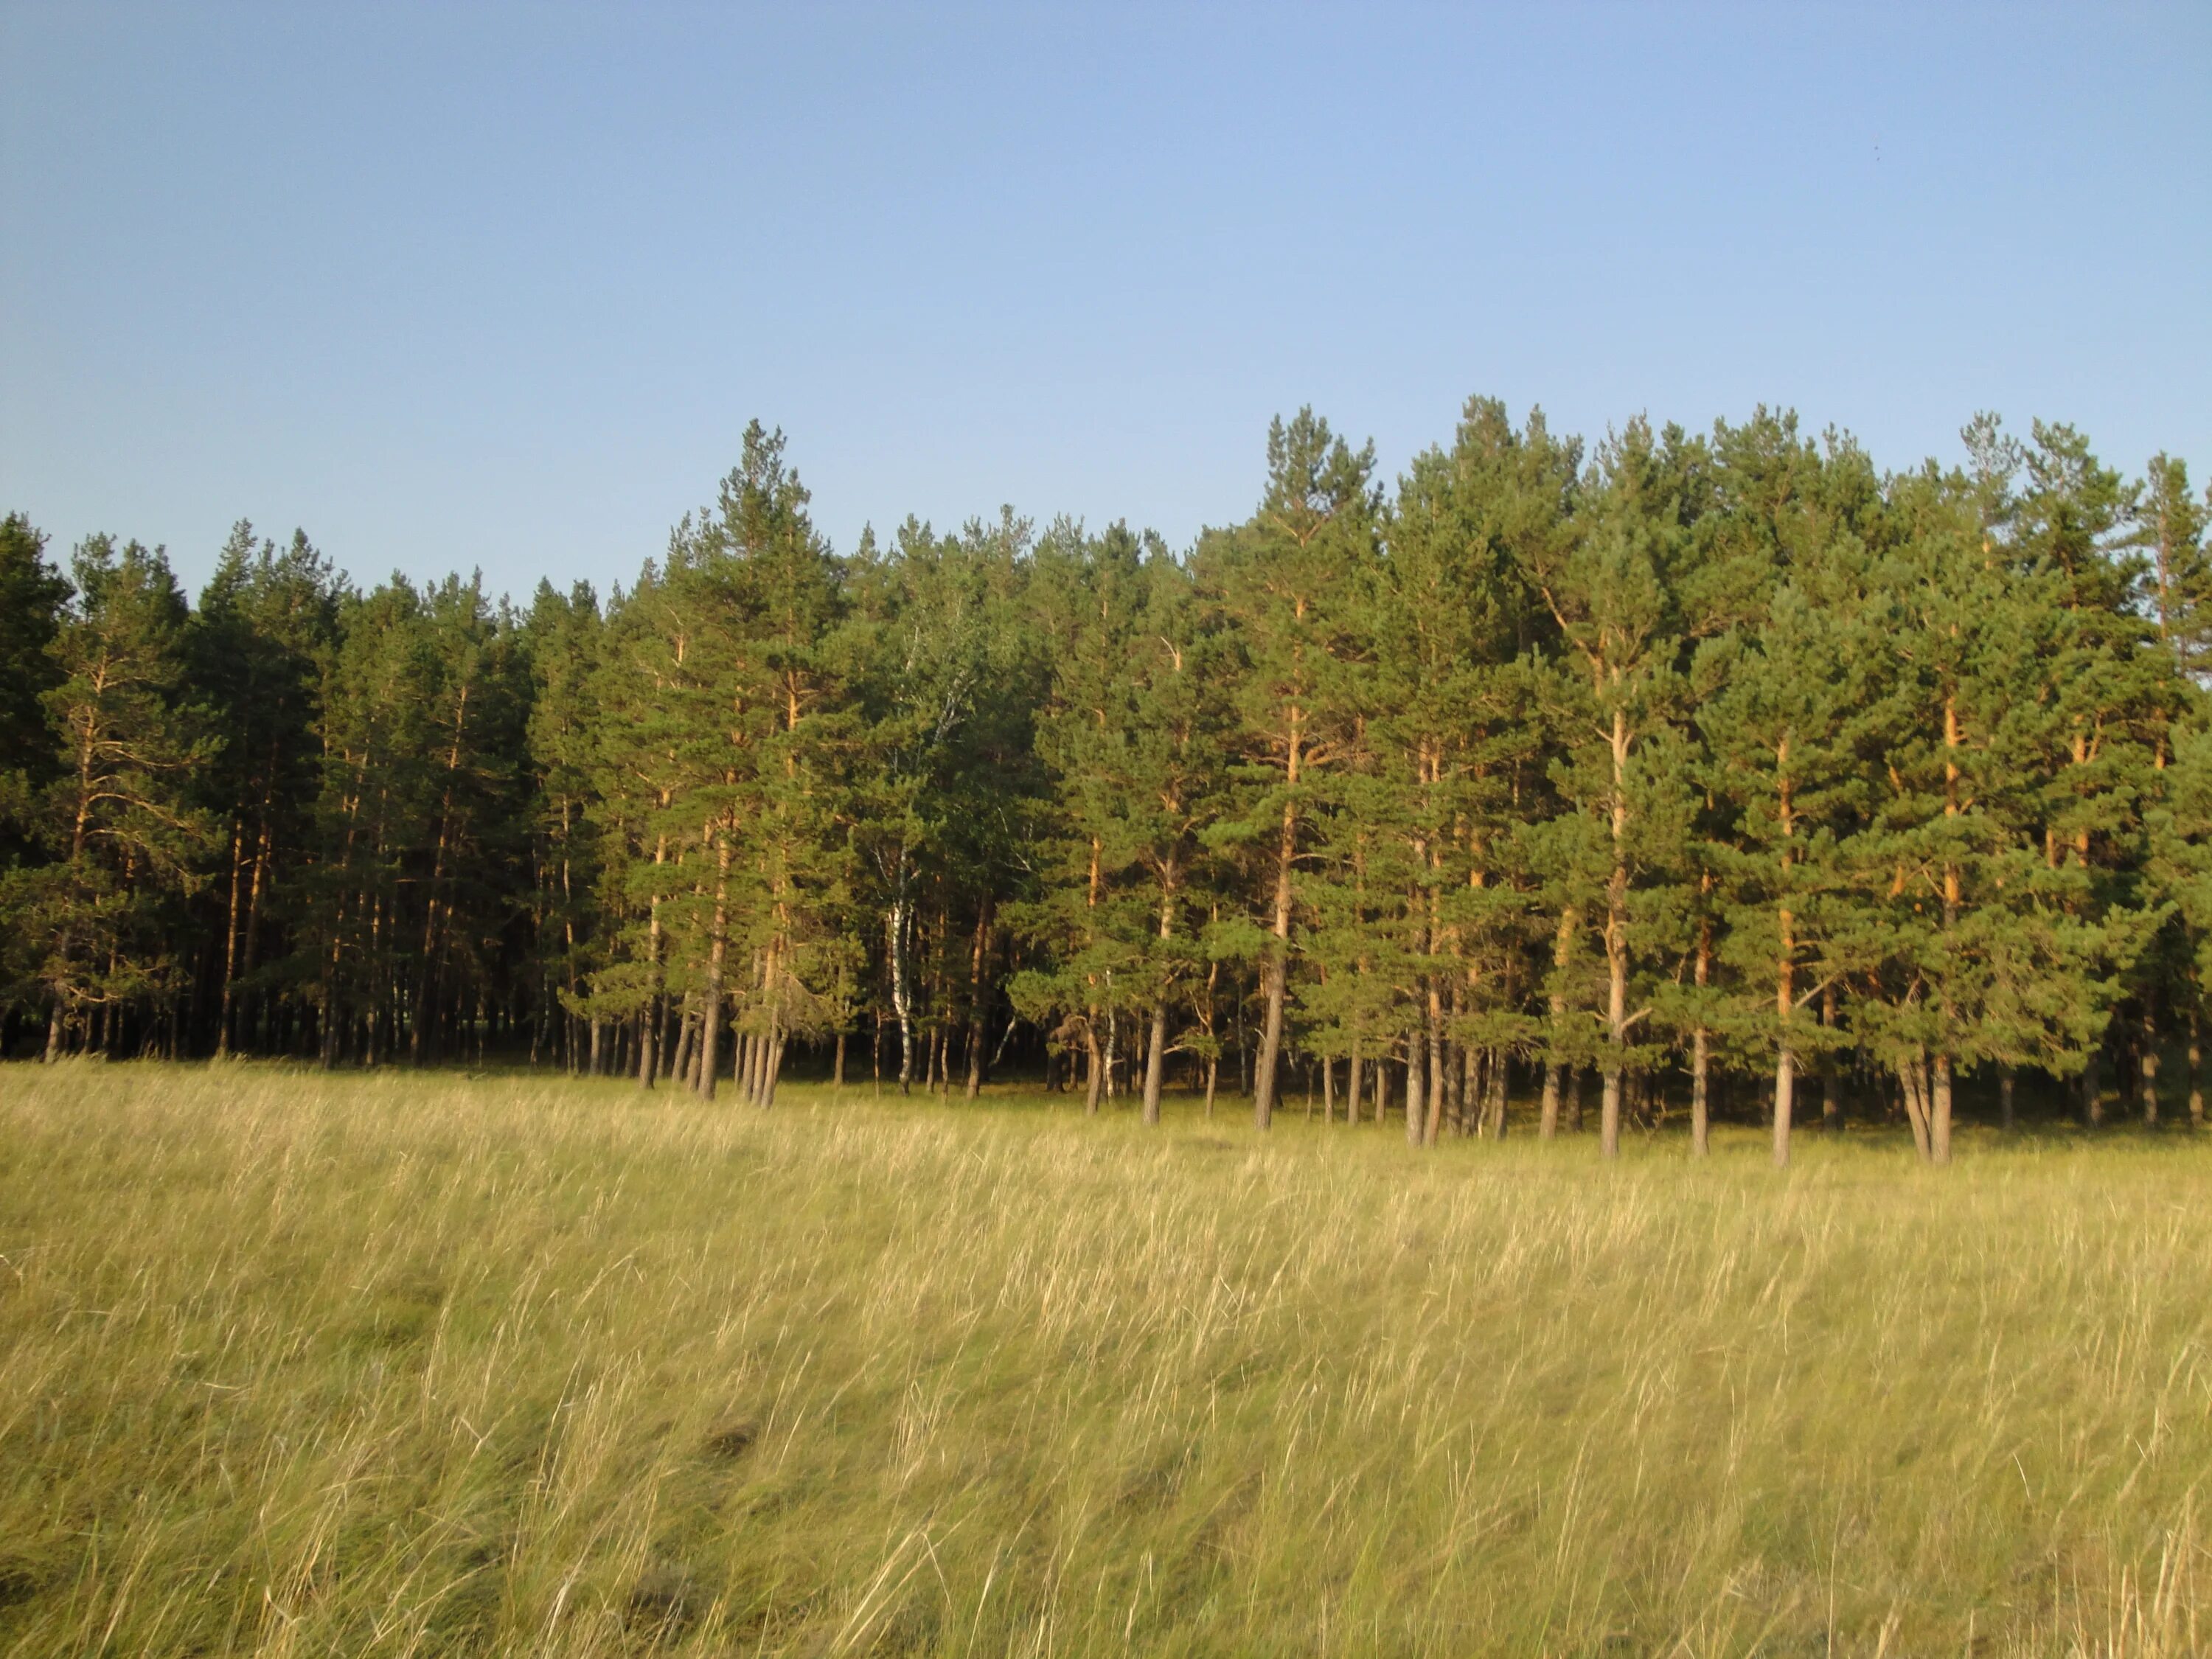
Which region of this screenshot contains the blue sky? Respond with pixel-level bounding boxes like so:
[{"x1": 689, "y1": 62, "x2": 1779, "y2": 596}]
[{"x1": 4, "y1": 3, "x2": 2207, "y2": 601}]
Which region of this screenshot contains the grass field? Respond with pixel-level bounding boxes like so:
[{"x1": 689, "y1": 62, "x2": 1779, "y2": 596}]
[{"x1": 0, "y1": 1064, "x2": 2206, "y2": 1657}]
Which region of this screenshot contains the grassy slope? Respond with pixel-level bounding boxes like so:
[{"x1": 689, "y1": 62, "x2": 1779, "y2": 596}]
[{"x1": 0, "y1": 1064, "x2": 2205, "y2": 1657}]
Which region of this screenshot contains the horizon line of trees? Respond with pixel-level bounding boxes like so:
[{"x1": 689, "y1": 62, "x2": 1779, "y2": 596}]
[{"x1": 6, "y1": 400, "x2": 2212, "y2": 1166}]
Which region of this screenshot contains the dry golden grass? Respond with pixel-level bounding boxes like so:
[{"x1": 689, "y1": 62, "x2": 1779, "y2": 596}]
[{"x1": 0, "y1": 1061, "x2": 2206, "y2": 1656}]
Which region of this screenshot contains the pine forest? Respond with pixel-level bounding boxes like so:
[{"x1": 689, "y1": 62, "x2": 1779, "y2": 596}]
[{"x1": 8, "y1": 399, "x2": 2212, "y2": 1169}]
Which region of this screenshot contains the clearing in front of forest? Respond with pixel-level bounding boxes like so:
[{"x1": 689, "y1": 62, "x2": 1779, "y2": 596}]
[{"x1": 0, "y1": 1062, "x2": 2204, "y2": 1655}]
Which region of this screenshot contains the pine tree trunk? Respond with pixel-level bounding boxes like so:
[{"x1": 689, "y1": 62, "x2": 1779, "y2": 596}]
[
  {"x1": 1203, "y1": 1054, "x2": 1217, "y2": 1119},
  {"x1": 1600, "y1": 1057, "x2": 1624, "y2": 1161},
  {"x1": 834, "y1": 1030, "x2": 846, "y2": 1089},
  {"x1": 964, "y1": 897, "x2": 994, "y2": 1100},
  {"x1": 637, "y1": 840, "x2": 666, "y2": 1088},
  {"x1": 672, "y1": 1001, "x2": 698, "y2": 1089},
  {"x1": 1600, "y1": 709, "x2": 1630, "y2": 1161},
  {"x1": 1770, "y1": 1046, "x2": 1794, "y2": 1169},
  {"x1": 1347, "y1": 1043, "x2": 1363, "y2": 1127},
  {"x1": 1254, "y1": 796, "x2": 1295, "y2": 1132},
  {"x1": 762, "y1": 1027, "x2": 785, "y2": 1108},
  {"x1": 636, "y1": 1001, "x2": 658, "y2": 1090},
  {"x1": 2081, "y1": 1050, "x2": 2103, "y2": 1126},
  {"x1": 2188, "y1": 1012, "x2": 2202, "y2": 1130},
  {"x1": 1421, "y1": 888, "x2": 1445, "y2": 1144},
  {"x1": 1901, "y1": 1057, "x2": 1932, "y2": 1163},
  {"x1": 1930, "y1": 1051, "x2": 1954, "y2": 1165},
  {"x1": 1141, "y1": 1003, "x2": 1167, "y2": 1126},
  {"x1": 1566, "y1": 1065, "x2": 1583, "y2": 1133},
  {"x1": 1404, "y1": 1039, "x2": 1424, "y2": 1146},
  {"x1": 1691, "y1": 1028, "x2": 1711, "y2": 1158},
  {"x1": 1485, "y1": 1049, "x2": 1507, "y2": 1138},
  {"x1": 2140, "y1": 1008, "x2": 2160, "y2": 1127},
  {"x1": 1540, "y1": 905, "x2": 1576, "y2": 1139},
  {"x1": 1084, "y1": 1023, "x2": 1103, "y2": 1116},
  {"x1": 240, "y1": 807, "x2": 274, "y2": 1053},
  {"x1": 2000, "y1": 1068, "x2": 2016, "y2": 1130},
  {"x1": 1600, "y1": 896, "x2": 1627, "y2": 1160},
  {"x1": 1422, "y1": 998, "x2": 1444, "y2": 1147},
  {"x1": 1820, "y1": 984, "x2": 1841, "y2": 1132},
  {"x1": 1322, "y1": 1054, "x2": 1335, "y2": 1124},
  {"x1": 215, "y1": 818, "x2": 246, "y2": 1058}
]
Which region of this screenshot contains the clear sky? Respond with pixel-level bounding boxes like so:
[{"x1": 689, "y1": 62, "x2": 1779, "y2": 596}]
[{"x1": 4, "y1": 3, "x2": 2207, "y2": 601}]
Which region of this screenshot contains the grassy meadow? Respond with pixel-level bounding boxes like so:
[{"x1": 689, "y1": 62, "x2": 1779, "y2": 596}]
[{"x1": 0, "y1": 1063, "x2": 2206, "y2": 1657}]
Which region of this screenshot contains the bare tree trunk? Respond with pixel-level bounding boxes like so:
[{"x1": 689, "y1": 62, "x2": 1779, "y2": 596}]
[
  {"x1": 888, "y1": 888, "x2": 914, "y2": 1093},
  {"x1": 1348, "y1": 1043, "x2": 1363, "y2": 1127},
  {"x1": 834, "y1": 1030, "x2": 846, "y2": 1089},
  {"x1": 1404, "y1": 1038, "x2": 1424, "y2": 1146}
]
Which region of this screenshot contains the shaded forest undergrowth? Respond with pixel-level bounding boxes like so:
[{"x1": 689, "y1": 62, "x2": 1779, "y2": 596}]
[{"x1": 1, "y1": 1063, "x2": 2206, "y2": 1656}]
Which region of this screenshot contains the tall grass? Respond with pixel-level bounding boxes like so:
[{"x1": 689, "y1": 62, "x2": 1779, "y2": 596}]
[{"x1": 0, "y1": 1062, "x2": 2205, "y2": 1656}]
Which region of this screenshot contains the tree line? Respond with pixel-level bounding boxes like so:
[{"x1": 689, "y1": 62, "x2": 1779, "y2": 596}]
[{"x1": 6, "y1": 403, "x2": 2211, "y2": 1164}]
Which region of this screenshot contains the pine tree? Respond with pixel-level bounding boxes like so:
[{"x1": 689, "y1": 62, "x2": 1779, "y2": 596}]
[
  {"x1": 26, "y1": 537, "x2": 217, "y2": 1058},
  {"x1": 1698, "y1": 577, "x2": 1866, "y2": 1168},
  {"x1": 0, "y1": 514, "x2": 70, "y2": 796},
  {"x1": 1368, "y1": 397, "x2": 1563, "y2": 1143},
  {"x1": 1520, "y1": 419, "x2": 1704, "y2": 1157},
  {"x1": 0, "y1": 515, "x2": 72, "y2": 1021},
  {"x1": 522, "y1": 579, "x2": 605, "y2": 1071},
  {"x1": 2139, "y1": 453, "x2": 2212, "y2": 680},
  {"x1": 191, "y1": 523, "x2": 340, "y2": 1056},
  {"x1": 1198, "y1": 409, "x2": 1379, "y2": 1130}
]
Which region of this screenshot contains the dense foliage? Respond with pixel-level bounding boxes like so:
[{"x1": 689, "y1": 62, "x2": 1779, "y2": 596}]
[{"x1": 6, "y1": 403, "x2": 2210, "y2": 1164}]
